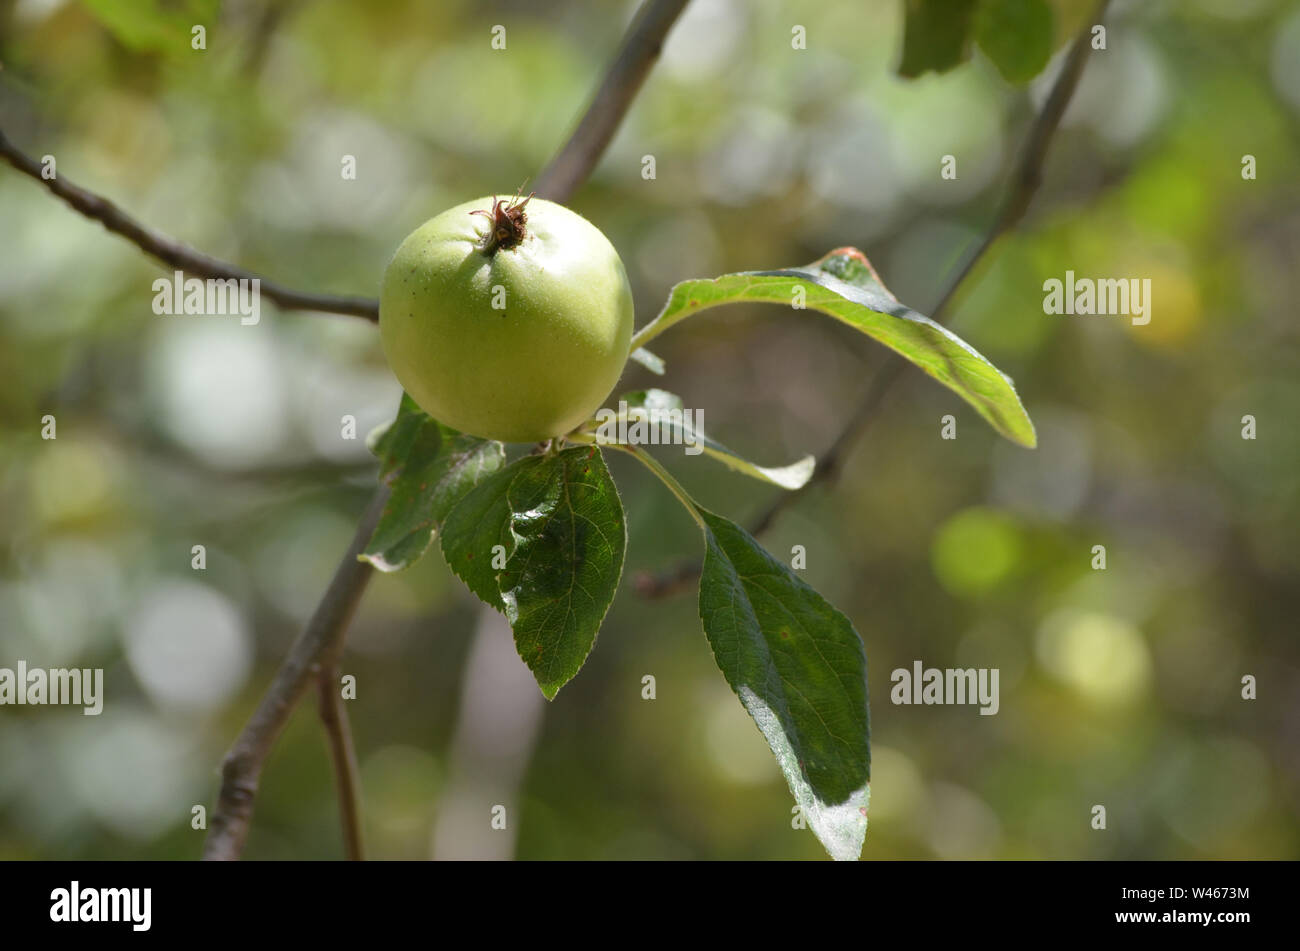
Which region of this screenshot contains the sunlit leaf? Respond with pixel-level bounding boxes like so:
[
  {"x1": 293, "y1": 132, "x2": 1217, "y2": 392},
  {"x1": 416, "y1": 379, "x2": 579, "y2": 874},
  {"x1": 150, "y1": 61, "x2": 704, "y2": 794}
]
[
  {"x1": 581, "y1": 389, "x2": 815, "y2": 490},
  {"x1": 629, "y1": 347, "x2": 666, "y2": 375},
  {"x1": 631, "y1": 247, "x2": 1036, "y2": 447}
]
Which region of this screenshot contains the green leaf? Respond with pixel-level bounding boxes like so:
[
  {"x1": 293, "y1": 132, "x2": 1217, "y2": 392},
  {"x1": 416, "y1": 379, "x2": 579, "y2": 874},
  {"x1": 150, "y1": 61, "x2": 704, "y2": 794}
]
[
  {"x1": 697, "y1": 509, "x2": 870, "y2": 861},
  {"x1": 441, "y1": 446, "x2": 627, "y2": 699},
  {"x1": 629, "y1": 347, "x2": 666, "y2": 375},
  {"x1": 898, "y1": 0, "x2": 979, "y2": 78},
  {"x1": 437, "y1": 458, "x2": 518, "y2": 610},
  {"x1": 80, "y1": 0, "x2": 219, "y2": 54},
  {"x1": 360, "y1": 394, "x2": 506, "y2": 572},
  {"x1": 598, "y1": 442, "x2": 871, "y2": 859},
  {"x1": 630, "y1": 247, "x2": 1036, "y2": 448},
  {"x1": 581, "y1": 389, "x2": 815, "y2": 490},
  {"x1": 976, "y1": 0, "x2": 1054, "y2": 83}
]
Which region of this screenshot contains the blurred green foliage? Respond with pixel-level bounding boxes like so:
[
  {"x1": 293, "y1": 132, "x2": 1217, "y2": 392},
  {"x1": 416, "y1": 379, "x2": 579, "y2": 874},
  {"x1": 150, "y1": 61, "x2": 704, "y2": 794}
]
[{"x1": 1, "y1": 0, "x2": 1298, "y2": 860}]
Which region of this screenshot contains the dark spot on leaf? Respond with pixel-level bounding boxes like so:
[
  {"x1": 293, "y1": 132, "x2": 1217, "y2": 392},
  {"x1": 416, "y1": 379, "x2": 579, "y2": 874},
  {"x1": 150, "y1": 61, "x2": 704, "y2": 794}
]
[
  {"x1": 466, "y1": 553, "x2": 474, "y2": 560},
  {"x1": 780, "y1": 629, "x2": 790, "y2": 639}
]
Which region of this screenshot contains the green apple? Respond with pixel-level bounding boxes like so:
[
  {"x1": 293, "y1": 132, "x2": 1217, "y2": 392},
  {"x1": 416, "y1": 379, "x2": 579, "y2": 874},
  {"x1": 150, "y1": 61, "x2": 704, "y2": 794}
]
[{"x1": 379, "y1": 195, "x2": 634, "y2": 443}]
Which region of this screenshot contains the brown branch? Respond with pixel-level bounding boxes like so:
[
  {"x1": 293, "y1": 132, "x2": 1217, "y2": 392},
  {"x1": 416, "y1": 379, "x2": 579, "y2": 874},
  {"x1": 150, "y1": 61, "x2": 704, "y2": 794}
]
[
  {"x1": 317, "y1": 664, "x2": 365, "y2": 861},
  {"x1": 0, "y1": 128, "x2": 379, "y2": 321},
  {"x1": 202, "y1": 487, "x2": 387, "y2": 860},
  {"x1": 533, "y1": 0, "x2": 690, "y2": 203},
  {"x1": 635, "y1": 0, "x2": 1112, "y2": 599}
]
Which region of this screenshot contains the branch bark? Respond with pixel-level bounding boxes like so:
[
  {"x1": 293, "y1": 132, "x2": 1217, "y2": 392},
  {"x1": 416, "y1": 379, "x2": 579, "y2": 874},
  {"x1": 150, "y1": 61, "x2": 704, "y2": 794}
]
[
  {"x1": 317, "y1": 663, "x2": 365, "y2": 861},
  {"x1": 0, "y1": 128, "x2": 379, "y2": 321},
  {"x1": 202, "y1": 487, "x2": 386, "y2": 860},
  {"x1": 635, "y1": 0, "x2": 1112, "y2": 599},
  {"x1": 533, "y1": 0, "x2": 690, "y2": 203}
]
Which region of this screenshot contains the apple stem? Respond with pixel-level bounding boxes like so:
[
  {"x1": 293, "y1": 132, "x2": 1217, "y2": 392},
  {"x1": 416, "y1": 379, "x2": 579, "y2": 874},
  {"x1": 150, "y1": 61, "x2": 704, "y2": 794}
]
[{"x1": 470, "y1": 192, "x2": 534, "y2": 255}]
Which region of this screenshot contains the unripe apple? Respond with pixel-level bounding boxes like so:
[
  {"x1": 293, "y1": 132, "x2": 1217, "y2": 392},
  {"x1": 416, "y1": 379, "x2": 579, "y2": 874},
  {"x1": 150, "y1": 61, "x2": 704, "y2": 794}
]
[{"x1": 379, "y1": 195, "x2": 634, "y2": 443}]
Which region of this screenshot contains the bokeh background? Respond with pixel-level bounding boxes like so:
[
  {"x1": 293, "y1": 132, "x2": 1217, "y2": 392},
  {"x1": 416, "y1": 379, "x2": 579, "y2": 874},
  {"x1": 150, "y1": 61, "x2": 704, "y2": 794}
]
[{"x1": 1, "y1": 0, "x2": 1298, "y2": 860}]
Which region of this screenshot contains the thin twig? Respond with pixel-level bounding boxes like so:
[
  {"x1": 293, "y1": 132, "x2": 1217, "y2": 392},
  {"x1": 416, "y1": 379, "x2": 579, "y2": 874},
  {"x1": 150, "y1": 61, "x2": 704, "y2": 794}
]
[
  {"x1": 317, "y1": 664, "x2": 365, "y2": 861},
  {"x1": 533, "y1": 0, "x2": 690, "y2": 203},
  {"x1": 636, "y1": 1, "x2": 1111, "y2": 599},
  {"x1": 202, "y1": 487, "x2": 387, "y2": 860},
  {"x1": 0, "y1": 128, "x2": 379, "y2": 321}
]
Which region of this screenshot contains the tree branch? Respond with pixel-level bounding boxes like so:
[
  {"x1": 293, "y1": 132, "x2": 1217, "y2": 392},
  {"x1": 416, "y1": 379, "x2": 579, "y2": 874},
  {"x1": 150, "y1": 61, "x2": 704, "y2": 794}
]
[
  {"x1": 925, "y1": 0, "x2": 1110, "y2": 319},
  {"x1": 202, "y1": 486, "x2": 387, "y2": 860},
  {"x1": 533, "y1": 0, "x2": 690, "y2": 203},
  {"x1": 635, "y1": 0, "x2": 1111, "y2": 599},
  {"x1": 0, "y1": 128, "x2": 379, "y2": 321},
  {"x1": 317, "y1": 663, "x2": 365, "y2": 861}
]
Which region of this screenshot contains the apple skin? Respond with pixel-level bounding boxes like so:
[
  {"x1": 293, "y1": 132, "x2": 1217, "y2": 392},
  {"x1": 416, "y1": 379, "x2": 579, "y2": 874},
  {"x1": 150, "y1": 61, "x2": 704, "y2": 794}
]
[{"x1": 379, "y1": 197, "x2": 634, "y2": 443}]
